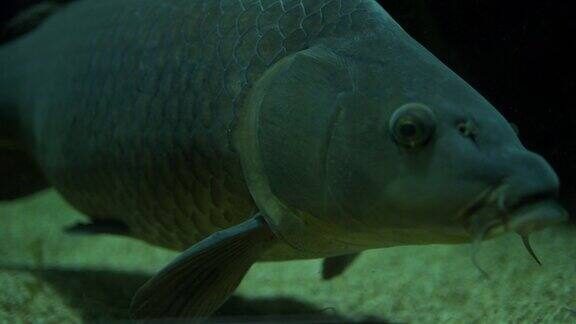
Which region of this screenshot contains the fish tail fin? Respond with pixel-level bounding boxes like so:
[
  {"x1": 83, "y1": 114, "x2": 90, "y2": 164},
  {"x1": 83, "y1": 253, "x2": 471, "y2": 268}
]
[{"x1": 0, "y1": 41, "x2": 48, "y2": 201}]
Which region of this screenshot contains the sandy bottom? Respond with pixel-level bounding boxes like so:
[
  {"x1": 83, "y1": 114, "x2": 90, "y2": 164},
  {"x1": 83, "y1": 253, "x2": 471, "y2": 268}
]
[{"x1": 1, "y1": 190, "x2": 574, "y2": 323}]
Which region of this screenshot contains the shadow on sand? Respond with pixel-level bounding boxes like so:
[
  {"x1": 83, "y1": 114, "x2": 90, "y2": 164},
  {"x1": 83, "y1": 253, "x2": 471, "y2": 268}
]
[{"x1": 1, "y1": 265, "x2": 389, "y2": 323}]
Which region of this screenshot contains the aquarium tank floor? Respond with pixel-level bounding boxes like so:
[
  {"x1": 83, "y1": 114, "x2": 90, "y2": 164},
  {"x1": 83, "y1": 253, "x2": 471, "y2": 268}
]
[{"x1": 0, "y1": 190, "x2": 574, "y2": 323}]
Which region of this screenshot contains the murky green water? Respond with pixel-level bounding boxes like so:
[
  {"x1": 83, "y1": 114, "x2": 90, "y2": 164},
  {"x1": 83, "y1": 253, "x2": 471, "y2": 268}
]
[{"x1": 1, "y1": 191, "x2": 574, "y2": 322}]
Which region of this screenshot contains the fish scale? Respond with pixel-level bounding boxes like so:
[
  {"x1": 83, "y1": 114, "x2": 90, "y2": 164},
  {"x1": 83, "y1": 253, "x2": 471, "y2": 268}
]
[{"x1": 1, "y1": 0, "x2": 384, "y2": 250}]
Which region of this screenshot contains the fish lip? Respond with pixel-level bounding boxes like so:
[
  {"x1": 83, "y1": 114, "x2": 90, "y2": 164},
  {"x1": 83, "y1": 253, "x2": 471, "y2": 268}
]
[
  {"x1": 505, "y1": 190, "x2": 559, "y2": 216},
  {"x1": 456, "y1": 185, "x2": 504, "y2": 239},
  {"x1": 505, "y1": 199, "x2": 568, "y2": 234},
  {"x1": 482, "y1": 200, "x2": 567, "y2": 238},
  {"x1": 458, "y1": 185, "x2": 568, "y2": 237},
  {"x1": 456, "y1": 185, "x2": 497, "y2": 226}
]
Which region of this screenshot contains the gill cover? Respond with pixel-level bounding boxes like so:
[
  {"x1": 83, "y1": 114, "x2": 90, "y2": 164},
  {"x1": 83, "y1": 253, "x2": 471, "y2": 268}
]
[{"x1": 234, "y1": 46, "x2": 378, "y2": 257}]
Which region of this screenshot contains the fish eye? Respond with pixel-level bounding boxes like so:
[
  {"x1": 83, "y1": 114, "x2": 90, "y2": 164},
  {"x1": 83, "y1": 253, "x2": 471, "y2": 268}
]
[{"x1": 389, "y1": 103, "x2": 437, "y2": 149}]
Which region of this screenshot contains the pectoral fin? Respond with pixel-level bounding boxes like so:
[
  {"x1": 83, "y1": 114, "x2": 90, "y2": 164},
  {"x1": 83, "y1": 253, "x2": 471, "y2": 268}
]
[
  {"x1": 130, "y1": 214, "x2": 276, "y2": 320},
  {"x1": 322, "y1": 253, "x2": 360, "y2": 280}
]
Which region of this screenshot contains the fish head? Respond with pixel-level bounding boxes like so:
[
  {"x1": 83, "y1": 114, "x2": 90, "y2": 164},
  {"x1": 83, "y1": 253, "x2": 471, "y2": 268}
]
[
  {"x1": 321, "y1": 34, "x2": 568, "y2": 246},
  {"x1": 235, "y1": 31, "x2": 567, "y2": 257}
]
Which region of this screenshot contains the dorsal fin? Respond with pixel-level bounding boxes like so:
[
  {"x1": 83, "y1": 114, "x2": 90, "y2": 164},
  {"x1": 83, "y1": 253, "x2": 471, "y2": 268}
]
[{"x1": 1, "y1": 1, "x2": 72, "y2": 44}]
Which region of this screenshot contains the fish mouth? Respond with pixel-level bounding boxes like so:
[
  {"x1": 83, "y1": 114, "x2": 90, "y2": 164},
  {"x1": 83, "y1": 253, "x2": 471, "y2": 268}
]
[
  {"x1": 458, "y1": 185, "x2": 569, "y2": 276},
  {"x1": 505, "y1": 198, "x2": 568, "y2": 235},
  {"x1": 459, "y1": 185, "x2": 568, "y2": 238}
]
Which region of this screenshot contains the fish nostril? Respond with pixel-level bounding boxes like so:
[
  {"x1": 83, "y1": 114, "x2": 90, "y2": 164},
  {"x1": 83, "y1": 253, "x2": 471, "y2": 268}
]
[{"x1": 457, "y1": 120, "x2": 478, "y2": 142}]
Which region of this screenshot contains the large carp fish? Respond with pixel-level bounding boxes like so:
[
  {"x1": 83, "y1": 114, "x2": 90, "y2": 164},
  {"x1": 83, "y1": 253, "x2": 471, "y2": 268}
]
[{"x1": 0, "y1": 0, "x2": 568, "y2": 319}]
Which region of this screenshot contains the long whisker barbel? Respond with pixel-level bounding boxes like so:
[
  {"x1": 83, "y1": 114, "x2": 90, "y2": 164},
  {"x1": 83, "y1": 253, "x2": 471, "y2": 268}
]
[
  {"x1": 520, "y1": 234, "x2": 542, "y2": 266},
  {"x1": 470, "y1": 218, "x2": 503, "y2": 280}
]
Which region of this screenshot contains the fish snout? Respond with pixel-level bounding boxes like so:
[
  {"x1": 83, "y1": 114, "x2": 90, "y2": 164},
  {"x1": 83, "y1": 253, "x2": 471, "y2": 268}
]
[
  {"x1": 500, "y1": 150, "x2": 567, "y2": 234},
  {"x1": 504, "y1": 151, "x2": 559, "y2": 208},
  {"x1": 466, "y1": 150, "x2": 568, "y2": 273}
]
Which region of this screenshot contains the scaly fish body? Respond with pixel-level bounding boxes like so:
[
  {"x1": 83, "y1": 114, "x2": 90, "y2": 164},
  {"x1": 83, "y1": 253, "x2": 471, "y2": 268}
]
[{"x1": 1, "y1": 0, "x2": 384, "y2": 255}]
